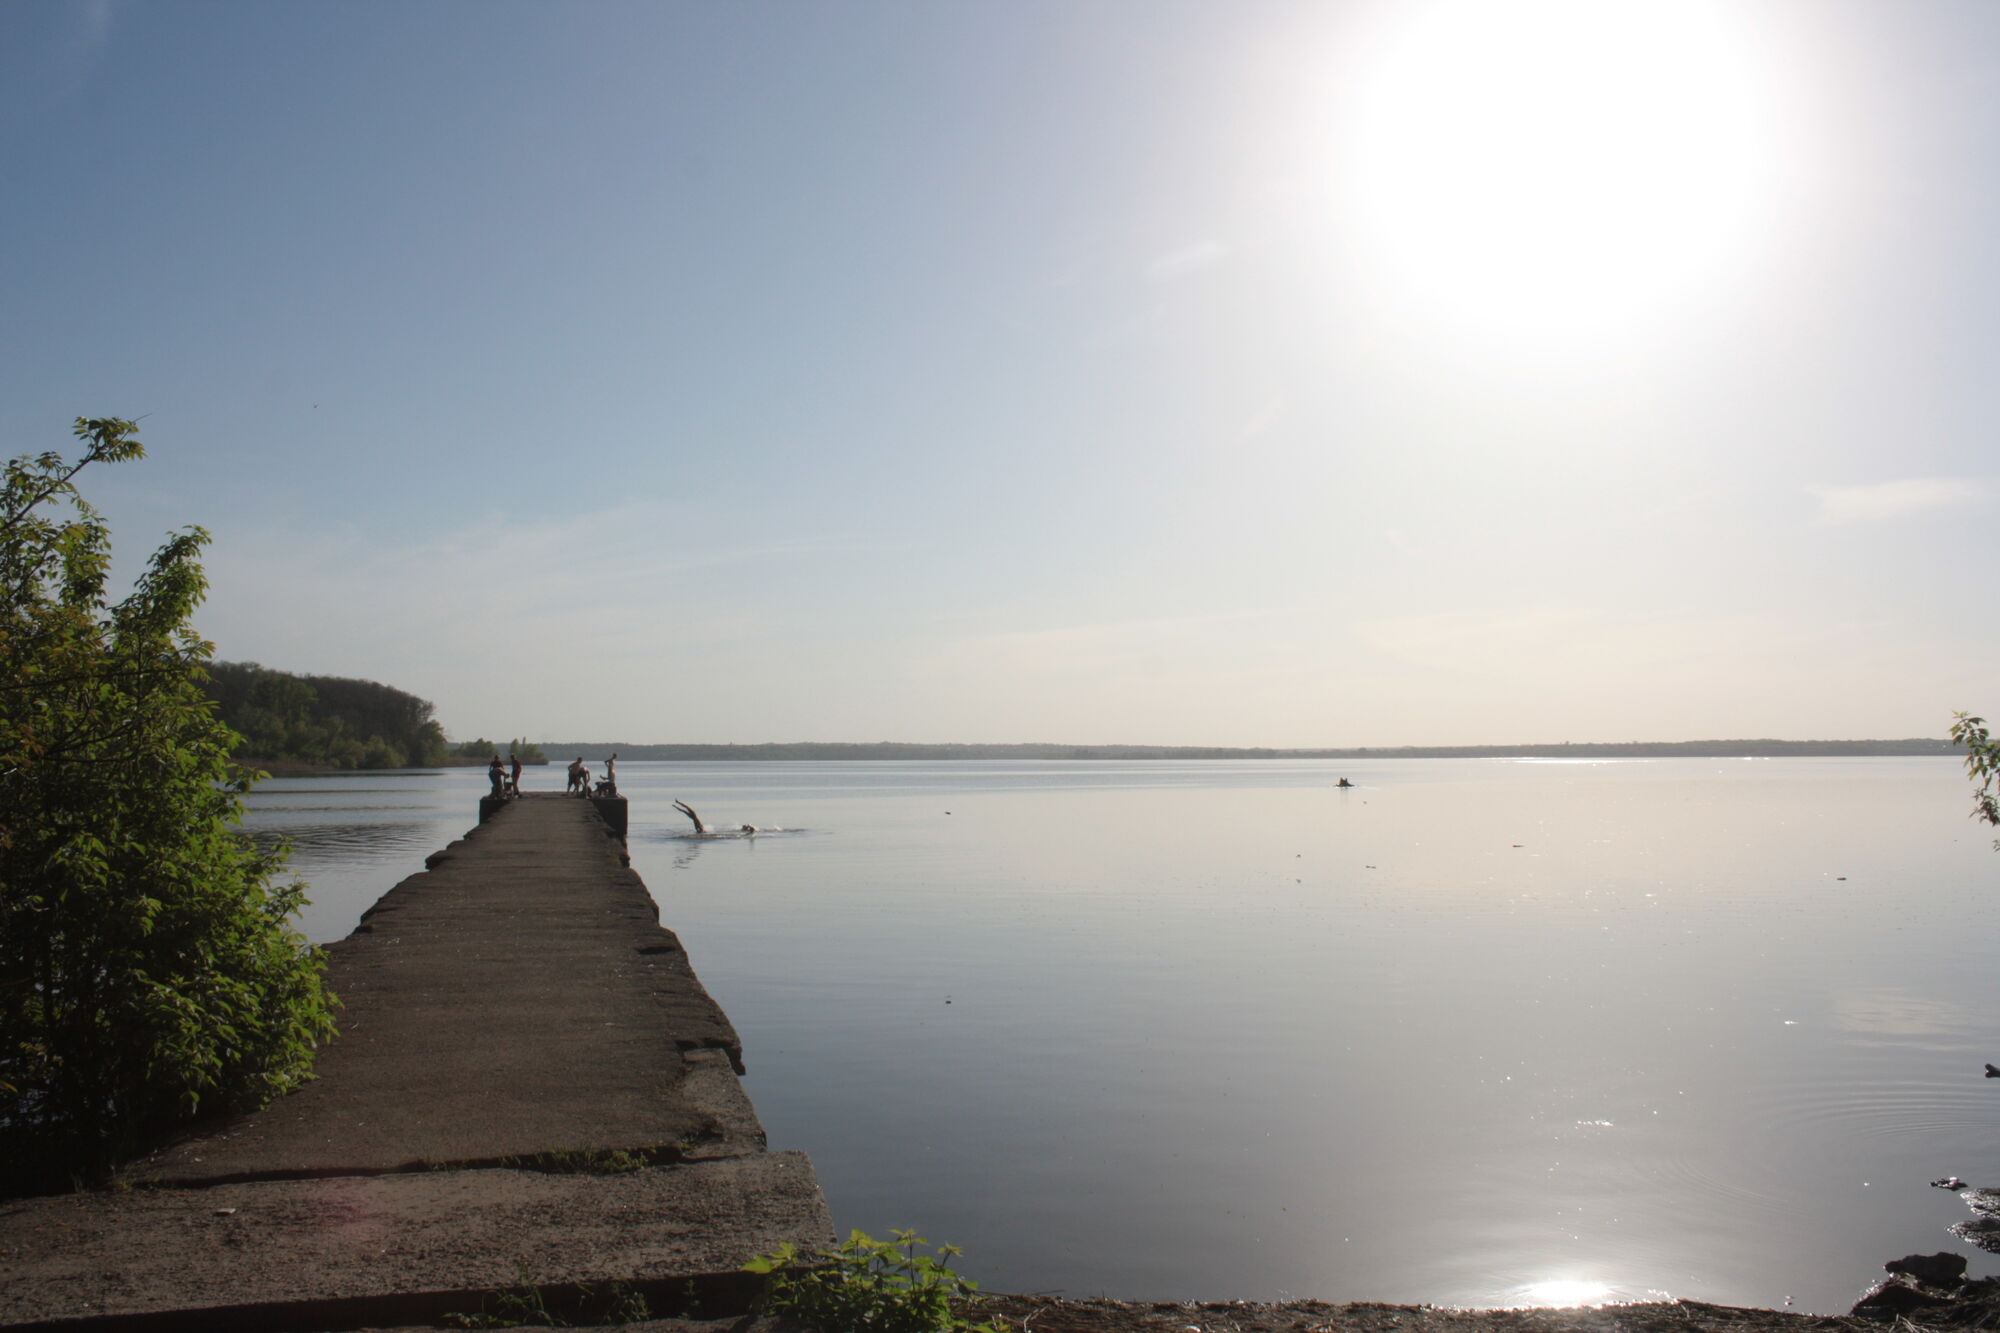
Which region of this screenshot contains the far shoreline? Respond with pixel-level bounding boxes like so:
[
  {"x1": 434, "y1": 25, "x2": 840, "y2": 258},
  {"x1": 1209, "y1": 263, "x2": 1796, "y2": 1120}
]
[
  {"x1": 533, "y1": 737, "x2": 1962, "y2": 762},
  {"x1": 230, "y1": 739, "x2": 1963, "y2": 775},
  {"x1": 234, "y1": 756, "x2": 553, "y2": 776}
]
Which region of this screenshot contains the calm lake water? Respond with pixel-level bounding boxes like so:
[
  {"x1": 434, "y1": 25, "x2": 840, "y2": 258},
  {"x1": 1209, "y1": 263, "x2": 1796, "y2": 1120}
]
[{"x1": 245, "y1": 757, "x2": 2000, "y2": 1313}]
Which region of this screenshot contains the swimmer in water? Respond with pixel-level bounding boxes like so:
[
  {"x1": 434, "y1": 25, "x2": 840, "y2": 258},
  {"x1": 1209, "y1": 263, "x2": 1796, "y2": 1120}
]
[
  {"x1": 739, "y1": 824, "x2": 757, "y2": 835},
  {"x1": 673, "y1": 800, "x2": 706, "y2": 835}
]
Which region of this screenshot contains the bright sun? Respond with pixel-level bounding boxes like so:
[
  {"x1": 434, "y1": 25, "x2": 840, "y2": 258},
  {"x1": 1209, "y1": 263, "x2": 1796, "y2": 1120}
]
[{"x1": 1343, "y1": 0, "x2": 1778, "y2": 341}]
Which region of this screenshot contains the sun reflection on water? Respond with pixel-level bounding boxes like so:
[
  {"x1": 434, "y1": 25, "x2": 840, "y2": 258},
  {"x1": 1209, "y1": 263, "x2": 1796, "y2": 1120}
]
[{"x1": 1511, "y1": 1279, "x2": 1614, "y2": 1308}]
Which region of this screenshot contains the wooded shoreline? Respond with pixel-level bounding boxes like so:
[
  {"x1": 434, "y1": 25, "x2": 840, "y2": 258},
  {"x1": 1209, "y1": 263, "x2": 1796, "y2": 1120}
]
[{"x1": 228, "y1": 737, "x2": 1962, "y2": 773}]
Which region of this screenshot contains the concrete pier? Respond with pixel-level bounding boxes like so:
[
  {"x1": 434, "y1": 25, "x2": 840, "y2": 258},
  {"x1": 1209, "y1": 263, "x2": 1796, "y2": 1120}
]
[
  {"x1": 480, "y1": 789, "x2": 626, "y2": 836},
  {"x1": 0, "y1": 794, "x2": 831, "y2": 1330}
]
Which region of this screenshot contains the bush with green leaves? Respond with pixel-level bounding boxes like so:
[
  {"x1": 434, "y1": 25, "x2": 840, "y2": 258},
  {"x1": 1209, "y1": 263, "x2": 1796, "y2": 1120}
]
[
  {"x1": 1951, "y1": 712, "x2": 2000, "y2": 849},
  {"x1": 0, "y1": 418, "x2": 336, "y2": 1188},
  {"x1": 746, "y1": 1229, "x2": 1006, "y2": 1333}
]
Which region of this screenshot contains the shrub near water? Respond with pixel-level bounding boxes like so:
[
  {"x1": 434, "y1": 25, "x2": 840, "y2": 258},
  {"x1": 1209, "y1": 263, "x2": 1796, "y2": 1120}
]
[
  {"x1": 0, "y1": 419, "x2": 335, "y2": 1188},
  {"x1": 746, "y1": 1230, "x2": 1007, "y2": 1333}
]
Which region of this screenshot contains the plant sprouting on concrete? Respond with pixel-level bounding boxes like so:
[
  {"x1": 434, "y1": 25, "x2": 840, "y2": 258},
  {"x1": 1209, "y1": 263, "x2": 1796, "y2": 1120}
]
[{"x1": 746, "y1": 1229, "x2": 1007, "y2": 1333}]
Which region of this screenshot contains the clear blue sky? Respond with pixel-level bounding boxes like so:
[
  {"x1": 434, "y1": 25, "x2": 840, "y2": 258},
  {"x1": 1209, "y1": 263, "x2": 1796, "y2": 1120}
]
[{"x1": 6, "y1": 0, "x2": 1996, "y2": 745}]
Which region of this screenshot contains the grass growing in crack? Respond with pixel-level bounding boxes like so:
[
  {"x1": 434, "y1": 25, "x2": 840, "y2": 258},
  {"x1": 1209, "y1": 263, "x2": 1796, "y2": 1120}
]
[
  {"x1": 440, "y1": 1266, "x2": 650, "y2": 1327},
  {"x1": 494, "y1": 1147, "x2": 648, "y2": 1175},
  {"x1": 542, "y1": 1147, "x2": 647, "y2": 1174},
  {"x1": 746, "y1": 1229, "x2": 1007, "y2": 1333}
]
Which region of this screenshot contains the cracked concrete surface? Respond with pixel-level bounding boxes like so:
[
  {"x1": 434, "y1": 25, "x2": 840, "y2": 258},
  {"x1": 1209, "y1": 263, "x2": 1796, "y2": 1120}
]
[{"x1": 0, "y1": 795, "x2": 832, "y2": 1330}]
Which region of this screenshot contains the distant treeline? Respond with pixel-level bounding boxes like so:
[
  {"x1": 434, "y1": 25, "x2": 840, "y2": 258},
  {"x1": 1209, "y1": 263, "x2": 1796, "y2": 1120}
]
[
  {"x1": 539, "y1": 737, "x2": 1964, "y2": 762},
  {"x1": 448, "y1": 738, "x2": 547, "y2": 763},
  {"x1": 204, "y1": 661, "x2": 449, "y2": 769}
]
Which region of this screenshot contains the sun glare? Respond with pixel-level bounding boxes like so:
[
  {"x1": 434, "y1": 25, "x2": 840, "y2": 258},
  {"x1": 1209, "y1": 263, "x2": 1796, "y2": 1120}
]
[
  {"x1": 1343, "y1": 0, "x2": 1777, "y2": 341},
  {"x1": 1513, "y1": 1279, "x2": 1614, "y2": 1308}
]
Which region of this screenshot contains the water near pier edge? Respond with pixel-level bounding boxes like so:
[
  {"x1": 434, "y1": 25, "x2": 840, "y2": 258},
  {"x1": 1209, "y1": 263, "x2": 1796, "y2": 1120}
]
[{"x1": 246, "y1": 757, "x2": 2000, "y2": 1313}]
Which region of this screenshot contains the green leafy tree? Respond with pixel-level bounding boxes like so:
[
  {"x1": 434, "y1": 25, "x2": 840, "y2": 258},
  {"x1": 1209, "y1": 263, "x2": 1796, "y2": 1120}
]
[
  {"x1": 1950, "y1": 712, "x2": 2000, "y2": 850},
  {"x1": 203, "y1": 661, "x2": 448, "y2": 768},
  {"x1": 447, "y1": 737, "x2": 545, "y2": 763},
  {"x1": 0, "y1": 419, "x2": 335, "y2": 1188}
]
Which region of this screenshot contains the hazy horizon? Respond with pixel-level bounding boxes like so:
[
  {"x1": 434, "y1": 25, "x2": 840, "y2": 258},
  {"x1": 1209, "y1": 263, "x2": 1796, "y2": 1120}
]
[
  {"x1": 7, "y1": 1, "x2": 1996, "y2": 747},
  {"x1": 517, "y1": 734, "x2": 1957, "y2": 752}
]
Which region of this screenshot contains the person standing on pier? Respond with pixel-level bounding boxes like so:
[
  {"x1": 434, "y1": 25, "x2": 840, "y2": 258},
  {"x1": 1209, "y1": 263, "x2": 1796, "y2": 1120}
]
[
  {"x1": 487, "y1": 754, "x2": 506, "y2": 798},
  {"x1": 509, "y1": 751, "x2": 523, "y2": 796}
]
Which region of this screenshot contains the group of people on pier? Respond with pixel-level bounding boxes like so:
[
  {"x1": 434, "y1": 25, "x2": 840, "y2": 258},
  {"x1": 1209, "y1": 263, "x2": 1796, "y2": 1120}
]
[
  {"x1": 486, "y1": 752, "x2": 617, "y2": 798},
  {"x1": 486, "y1": 753, "x2": 523, "y2": 798},
  {"x1": 479, "y1": 754, "x2": 766, "y2": 836},
  {"x1": 566, "y1": 754, "x2": 616, "y2": 796}
]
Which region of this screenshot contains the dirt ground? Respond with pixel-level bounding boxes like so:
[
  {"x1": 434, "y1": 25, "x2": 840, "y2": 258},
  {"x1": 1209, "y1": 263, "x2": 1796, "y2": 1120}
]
[
  {"x1": 453, "y1": 1279, "x2": 2000, "y2": 1333},
  {"x1": 361, "y1": 1308, "x2": 1855, "y2": 1333},
  {"x1": 971, "y1": 1295, "x2": 1869, "y2": 1333}
]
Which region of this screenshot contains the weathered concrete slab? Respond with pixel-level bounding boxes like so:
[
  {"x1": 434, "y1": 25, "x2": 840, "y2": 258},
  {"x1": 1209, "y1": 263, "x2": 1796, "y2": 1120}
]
[
  {"x1": 0, "y1": 1155, "x2": 826, "y2": 1327},
  {"x1": 129, "y1": 796, "x2": 760, "y2": 1184},
  {"x1": 0, "y1": 795, "x2": 832, "y2": 1331}
]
